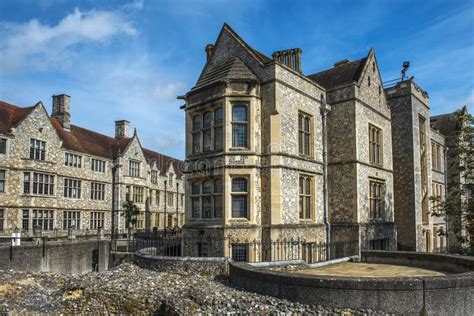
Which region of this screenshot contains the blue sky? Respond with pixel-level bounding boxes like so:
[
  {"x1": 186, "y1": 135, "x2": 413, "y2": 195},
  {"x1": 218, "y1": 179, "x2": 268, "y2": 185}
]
[{"x1": 0, "y1": 0, "x2": 473, "y2": 159}]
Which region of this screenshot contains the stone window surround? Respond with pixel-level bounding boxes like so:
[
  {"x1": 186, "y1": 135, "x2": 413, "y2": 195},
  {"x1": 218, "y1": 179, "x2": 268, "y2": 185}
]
[
  {"x1": 231, "y1": 103, "x2": 249, "y2": 149},
  {"x1": 431, "y1": 181, "x2": 444, "y2": 215},
  {"x1": 0, "y1": 137, "x2": 7, "y2": 154},
  {"x1": 129, "y1": 159, "x2": 141, "y2": 177},
  {"x1": 369, "y1": 177, "x2": 385, "y2": 221},
  {"x1": 91, "y1": 158, "x2": 106, "y2": 173},
  {"x1": 64, "y1": 152, "x2": 82, "y2": 168},
  {"x1": 230, "y1": 176, "x2": 249, "y2": 219},
  {"x1": 190, "y1": 104, "x2": 224, "y2": 154},
  {"x1": 29, "y1": 138, "x2": 46, "y2": 161},
  {"x1": 63, "y1": 178, "x2": 82, "y2": 199},
  {"x1": 90, "y1": 211, "x2": 105, "y2": 230},
  {"x1": 151, "y1": 170, "x2": 158, "y2": 184},
  {"x1": 90, "y1": 181, "x2": 106, "y2": 200},
  {"x1": 23, "y1": 171, "x2": 55, "y2": 196},
  {"x1": 368, "y1": 123, "x2": 383, "y2": 166},
  {"x1": 431, "y1": 141, "x2": 444, "y2": 172},
  {"x1": 0, "y1": 170, "x2": 5, "y2": 193},
  {"x1": 63, "y1": 210, "x2": 81, "y2": 230},
  {"x1": 298, "y1": 174, "x2": 314, "y2": 221},
  {"x1": 298, "y1": 111, "x2": 313, "y2": 158},
  {"x1": 189, "y1": 177, "x2": 223, "y2": 220},
  {"x1": 0, "y1": 209, "x2": 4, "y2": 231}
]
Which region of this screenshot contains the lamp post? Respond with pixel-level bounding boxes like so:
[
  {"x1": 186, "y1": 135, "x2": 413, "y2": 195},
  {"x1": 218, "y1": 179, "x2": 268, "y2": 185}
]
[{"x1": 164, "y1": 180, "x2": 167, "y2": 236}]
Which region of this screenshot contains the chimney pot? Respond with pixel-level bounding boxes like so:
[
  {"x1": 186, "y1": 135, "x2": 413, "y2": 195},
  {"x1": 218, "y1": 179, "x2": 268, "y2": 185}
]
[
  {"x1": 115, "y1": 120, "x2": 130, "y2": 139},
  {"x1": 272, "y1": 48, "x2": 302, "y2": 73},
  {"x1": 52, "y1": 94, "x2": 71, "y2": 131}
]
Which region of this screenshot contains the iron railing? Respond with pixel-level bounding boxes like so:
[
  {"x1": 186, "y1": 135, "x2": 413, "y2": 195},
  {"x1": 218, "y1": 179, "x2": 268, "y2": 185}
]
[{"x1": 133, "y1": 234, "x2": 358, "y2": 263}]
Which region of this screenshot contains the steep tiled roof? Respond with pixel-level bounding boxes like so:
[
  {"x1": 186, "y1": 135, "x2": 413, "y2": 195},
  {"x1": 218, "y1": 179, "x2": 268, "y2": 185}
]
[
  {"x1": 193, "y1": 58, "x2": 257, "y2": 90},
  {"x1": 0, "y1": 101, "x2": 35, "y2": 134},
  {"x1": 0, "y1": 101, "x2": 183, "y2": 174},
  {"x1": 430, "y1": 112, "x2": 459, "y2": 137},
  {"x1": 143, "y1": 148, "x2": 184, "y2": 179},
  {"x1": 50, "y1": 117, "x2": 131, "y2": 160},
  {"x1": 307, "y1": 57, "x2": 368, "y2": 90}
]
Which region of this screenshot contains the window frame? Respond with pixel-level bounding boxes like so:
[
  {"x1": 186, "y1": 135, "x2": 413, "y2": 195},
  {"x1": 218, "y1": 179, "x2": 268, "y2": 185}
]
[
  {"x1": 0, "y1": 170, "x2": 5, "y2": 193},
  {"x1": 29, "y1": 138, "x2": 46, "y2": 160},
  {"x1": 231, "y1": 177, "x2": 249, "y2": 219},
  {"x1": 231, "y1": 104, "x2": 249, "y2": 149},
  {"x1": 91, "y1": 158, "x2": 106, "y2": 173},
  {"x1": 90, "y1": 211, "x2": 105, "y2": 230},
  {"x1": 64, "y1": 152, "x2": 82, "y2": 168},
  {"x1": 90, "y1": 182, "x2": 105, "y2": 200},
  {"x1": 0, "y1": 138, "x2": 7, "y2": 154},
  {"x1": 298, "y1": 112, "x2": 313, "y2": 157},
  {"x1": 62, "y1": 211, "x2": 81, "y2": 230},
  {"x1": 129, "y1": 160, "x2": 141, "y2": 177},
  {"x1": 63, "y1": 178, "x2": 81, "y2": 199},
  {"x1": 368, "y1": 124, "x2": 383, "y2": 166},
  {"x1": 299, "y1": 175, "x2": 313, "y2": 221},
  {"x1": 369, "y1": 179, "x2": 385, "y2": 220},
  {"x1": 23, "y1": 172, "x2": 54, "y2": 196}
]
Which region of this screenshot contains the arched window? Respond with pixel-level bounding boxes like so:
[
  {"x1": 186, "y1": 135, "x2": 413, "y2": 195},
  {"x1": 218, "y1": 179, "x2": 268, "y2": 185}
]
[
  {"x1": 214, "y1": 108, "x2": 224, "y2": 150},
  {"x1": 203, "y1": 112, "x2": 212, "y2": 151},
  {"x1": 191, "y1": 182, "x2": 201, "y2": 218},
  {"x1": 298, "y1": 112, "x2": 312, "y2": 156},
  {"x1": 232, "y1": 105, "x2": 248, "y2": 148},
  {"x1": 192, "y1": 115, "x2": 202, "y2": 154},
  {"x1": 231, "y1": 177, "x2": 248, "y2": 218}
]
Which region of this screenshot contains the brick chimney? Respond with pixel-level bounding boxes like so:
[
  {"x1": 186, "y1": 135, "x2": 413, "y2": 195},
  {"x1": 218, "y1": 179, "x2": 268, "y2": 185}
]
[
  {"x1": 52, "y1": 94, "x2": 71, "y2": 131},
  {"x1": 115, "y1": 120, "x2": 130, "y2": 139},
  {"x1": 272, "y1": 48, "x2": 302, "y2": 73},
  {"x1": 205, "y1": 44, "x2": 215, "y2": 61}
]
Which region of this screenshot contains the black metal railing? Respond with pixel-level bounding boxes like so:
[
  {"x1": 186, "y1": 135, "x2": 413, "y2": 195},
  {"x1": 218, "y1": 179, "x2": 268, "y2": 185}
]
[{"x1": 133, "y1": 234, "x2": 358, "y2": 264}]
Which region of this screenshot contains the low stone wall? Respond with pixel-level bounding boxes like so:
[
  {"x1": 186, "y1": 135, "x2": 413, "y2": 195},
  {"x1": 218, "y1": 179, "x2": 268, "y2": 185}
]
[
  {"x1": 229, "y1": 251, "x2": 474, "y2": 315},
  {"x1": 133, "y1": 251, "x2": 230, "y2": 276},
  {"x1": 0, "y1": 239, "x2": 109, "y2": 274},
  {"x1": 361, "y1": 250, "x2": 473, "y2": 273}
]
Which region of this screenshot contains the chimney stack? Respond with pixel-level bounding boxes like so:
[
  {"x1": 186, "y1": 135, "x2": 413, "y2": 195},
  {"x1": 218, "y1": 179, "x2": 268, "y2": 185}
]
[
  {"x1": 52, "y1": 94, "x2": 71, "y2": 131},
  {"x1": 272, "y1": 48, "x2": 302, "y2": 73},
  {"x1": 205, "y1": 44, "x2": 215, "y2": 61},
  {"x1": 115, "y1": 120, "x2": 130, "y2": 139}
]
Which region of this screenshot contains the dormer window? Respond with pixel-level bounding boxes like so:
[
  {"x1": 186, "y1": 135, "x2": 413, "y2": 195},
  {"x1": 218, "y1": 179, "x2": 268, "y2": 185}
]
[{"x1": 169, "y1": 173, "x2": 173, "y2": 186}]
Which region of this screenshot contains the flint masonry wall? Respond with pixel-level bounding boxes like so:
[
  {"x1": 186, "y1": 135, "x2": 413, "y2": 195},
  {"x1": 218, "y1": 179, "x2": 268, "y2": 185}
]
[{"x1": 0, "y1": 239, "x2": 109, "y2": 274}]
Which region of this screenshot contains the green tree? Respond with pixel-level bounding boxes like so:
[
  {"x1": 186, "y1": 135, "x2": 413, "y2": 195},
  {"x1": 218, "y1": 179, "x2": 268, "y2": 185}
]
[
  {"x1": 122, "y1": 200, "x2": 140, "y2": 251},
  {"x1": 431, "y1": 106, "x2": 473, "y2": 255}
]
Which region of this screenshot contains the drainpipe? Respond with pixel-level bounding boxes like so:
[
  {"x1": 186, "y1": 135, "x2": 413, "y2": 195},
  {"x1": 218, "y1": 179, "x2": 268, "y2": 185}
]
[
  {"x1": 111, "y1": 164, "x2": 117, "y2": 248},
  {"x1": 320, "y1": 95, "x2": 331, "y2": 259},
  {"x1": 444, "y1": 146, "x2": 449, "y2": 252},
  {"x1": 176, "y1": 182, "x2": 179, "y2": 228},
  {"x1": 164, "y1": 180, "x2": 167, "y2": 236}
]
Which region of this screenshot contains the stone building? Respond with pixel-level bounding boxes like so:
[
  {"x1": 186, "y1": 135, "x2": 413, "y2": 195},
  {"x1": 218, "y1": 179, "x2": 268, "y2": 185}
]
[
  {"x1": 386, "y1": 80, "x2": 447, "y2": 252},
  {"x1": 180, "y1": 24, "x2": 397, "y2": 261},
  {"x1": 0, "y1": 95, "x2": 184, "y2": 237},
  {"x1": 431, "y1": 106, "x2": 472, "y2": 253}
]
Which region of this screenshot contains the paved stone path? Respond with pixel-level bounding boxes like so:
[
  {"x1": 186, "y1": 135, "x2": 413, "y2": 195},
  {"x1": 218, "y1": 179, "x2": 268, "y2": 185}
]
[{"x1": 298, "y1": 262, "x2": 446, "y2": 278}]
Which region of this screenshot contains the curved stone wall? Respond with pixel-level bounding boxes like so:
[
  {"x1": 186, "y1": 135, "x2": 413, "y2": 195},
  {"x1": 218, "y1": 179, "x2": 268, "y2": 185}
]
[
  {"x1": 133, "y1": 251, "x2": 229, "y2": 276},
  {"x1": 229, "y1": 251, "x2": 474, "y2": 315}
]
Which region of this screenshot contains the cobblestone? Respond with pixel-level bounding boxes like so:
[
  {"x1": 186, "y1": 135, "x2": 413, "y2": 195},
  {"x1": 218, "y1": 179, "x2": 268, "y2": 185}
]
[{"x1": 0, "y1": 263, "x2": 389, "y2": 315}]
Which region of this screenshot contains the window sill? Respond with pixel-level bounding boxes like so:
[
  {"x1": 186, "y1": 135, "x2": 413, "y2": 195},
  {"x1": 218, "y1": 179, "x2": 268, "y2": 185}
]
[
  {"x1": 229, "y1": 218, "x2": 250, "y2": 223},
  {"x1": 229, "y1": 147, "x2": 250, "y2": 151},
  {"x1": 21, "y1": 158, "x2": 56, "y2": 165},
  {"x1": 21, "y1": 194, "x2": 55, "y2": 198},
  {"x1": 299, "y1": 219, "x2": 313, "y2": 224}
]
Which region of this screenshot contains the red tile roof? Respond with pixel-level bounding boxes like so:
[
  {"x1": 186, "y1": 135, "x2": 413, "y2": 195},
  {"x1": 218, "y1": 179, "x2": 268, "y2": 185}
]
[
  {"x1": 0, "y1": 101, "x2": 35, "y2": 134},
  {"x1": 143, "y1": 148, "x2": 184, "y2": 179},
  {"x1": 307, "y1": 57, "x2": 368, "y2": 90},
  {"x1": 0, "y1": 101, "x2": 183, "y2": 177}
]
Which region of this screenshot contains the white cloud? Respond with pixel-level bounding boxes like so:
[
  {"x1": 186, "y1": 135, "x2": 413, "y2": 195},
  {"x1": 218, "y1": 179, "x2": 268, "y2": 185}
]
[{"x1": 0, "y1": 7, "x2": 137, "y2": 73}]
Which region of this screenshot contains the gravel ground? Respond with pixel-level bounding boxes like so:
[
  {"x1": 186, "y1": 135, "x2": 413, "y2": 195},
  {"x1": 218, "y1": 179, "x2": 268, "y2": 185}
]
[{"x1": 0, "y1": 263, "x2": 388, "y2": 315}]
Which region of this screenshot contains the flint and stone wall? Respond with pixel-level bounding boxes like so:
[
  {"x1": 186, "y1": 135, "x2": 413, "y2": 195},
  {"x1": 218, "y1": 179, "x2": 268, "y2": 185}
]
[{"x1": 0, "y1": 239, "x2": 109, "y2": 274}]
